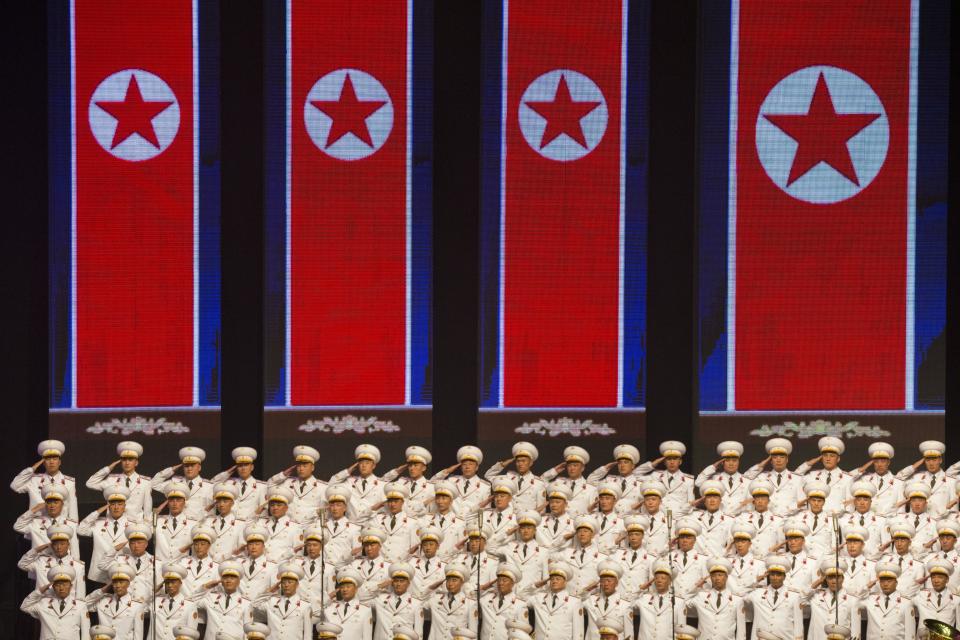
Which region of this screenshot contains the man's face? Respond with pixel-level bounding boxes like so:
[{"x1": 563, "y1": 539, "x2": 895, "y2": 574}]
[
  {"x1": 878, "y1": 576, "x2": 897, "y2": 595},
  {"x1": 247, "y1": 540, "x2": 264, "y2": 558},
  {"x1": 514, "y1": 455, "x2": 532, "y2": 474},
  {"x1": 445, "y1": 576, "x2": 463, "y2": 594},
  {"x1": 295, "y1": 461, "x2": 314, "y2": 480},
  {"x1": 566, "y1": 460, "x2": 584, "y2": 479},
  {"x1": 493, "y1": 492, "x2": 511, "y2": 510},
  {"x1": 519, "y1": 524, "x2": 536, "y2": 542},
  {"x1": 910, "y1": 497, "x2": 927, "y2": 514},
  {"x1": 770, "y1": 454, "x2": 788, "y2": 472},
  {"x1": 43, "y1": 456, "x2": 62, "y2": 475},
  {"x1": 825, "y1": 574, "x2": 841, "y2": 591},
  {"x1": 108, "y1": 500, "x2": 126, "y2": 519},
  {"x1": 222, "y1": 575, "x2": 240, "y2": 593},
  {"x1": 753, "y1": 496, "x2": 770, "y2": 512},
  {"x1": 235, "y1": 462, "x2": 254, "y2": 479},
  {"x1": 548, "y1": 575, "x2": 566, "y2": 592},
  {"x1": 435, "y1": 495, "x2": 452, "y2": 512},
  {"x1": 854, "y1": 496, "x2": 872, "y2": 514},
  {"x1": 785, "y1": 536, "x2": 805, "y2": 554},
  {"x1": 280, "y1": 577, "x2": 298, "y2": 597},
  {"x1": 328, "y1": 501, "x2": 347, "y2": 519},
  {"x1": 168, "y1": 496, "x2": 185, "y2": 515},
  {"x1": 931, "y1": 574, "x2": 949, "y2": 590},
  {"x1": 872, "y1": 458, "x2": 891, "y2": 474},
  {"x1": 45, "y1": 499, "x2": 64, "y2": 518},
  {"x1": 734, "y1": 538, "x2": 751, "y2": 556},
  {"x1": 616, "y1": 458, "x2": 635, "y2": 476},
  {"x1": 653, "y1": 573, "x2": 671, "y2": 592},
  {"x1": 643, "y1": 495, "x2": 661, "y2": 513},
  {"x1": 467, "y1": 538, "x2": 485, "y2": 554},
  {"x1": 548, "y1": 497, "x2": 566, "y2": 516},
  {"x1": 664, "y1": 456, "x2": 682, "y2": 473},
  {"x1": 52, "y1": 580, "x2": 72, "y2": 599},
  {"x1": 387, "y1": 498, "x2": 404, "y2": 515},
  {"x1": 677, "y1": 534, "x2": 696, "y2": 552},
  {"x1": 112, "y1": 578, "x2": 130, "y2": 597},
  {"x1": 821, "y1": 452, "x2": 840, "y2": 470},
  {"x1": 407, "y1": 461, "x2": 426, "y2": 479},
  {"x1": 598, "y1": 494, "x2": 616, "y2": 513},
  {"x1": 421, "y1": 540, "x2": 438, "y2": 557},
  {"x1": 845, "y1": 540, "x2": 864, "y2": 556},
  {"x1": 767, "y1": 572, "x2": 785, "y2": 589},
  {"x1": 339, "y1": 582, "x2": 357, "y2": 600},
  {"x1": 599, "y1": 576, "x2": 617, "y2": 596},
  {"x1": 940, "y1": 534, "x2": 957, "y2": 552},
  {"x1": 364, "y1": 541, "x2": 381, "y2": 559},
  {"x1": 51, "y1": 539, "x2": 70, "y2": 557},
  {"x1": 722, "y1": 457, "x2": 740, "y2": 474},
  {"x1": 120, "y1": 457, "x2": 138, "y2": 474},
  {"x1": 893, "y1": 537, "x2": 911, "y2": 555},
  {"x1": 216, "y1": 497, "x2": 234, "y2": 515},
  {"x1": 269, "y1": 500, "x2": 288, "y2": 519},
  {"x1": 182, "y1": 462, "x2": 201, "y2": 480},
  {"x1": 165, "y1": 578, "x2": 181, "y2": 596},
  {"x1": 192, "y1": 540, "x2": 210, "y2": 558},
  {"x1": 628, "y1": 530, "x2": 644, "y2": 549},
  {"x1": 710, "y1": 571, "x2": 728, "y2": 590},
  {"x1": 460, "y1": 460, "x2": 478, "y2": 477},
  {"x1": 576, "y1": 527, "x2": 594, "y2": 546},
  {"x1": 392, "y1": 576, "x2": 409, "y2": 595},
  {"x1": 497, "y1": 575, "x2": 514, "y2": 595},
  {"x1": 129, "y1": 539, "x2": 148, "y2": 556},
  {"x1": 925, "y1": 456, "x2": 942, "y2": 473},
  {"x1": 305, "y1": 540, "x2": 322, "y2": 559},
  {"x1": 704, "y1": 495, "x2": 721, "y2": 512},
  {"x1": 808, "y1": 496, "x2": 825, "y2": 514},
  {"x1": 357, "y1": 460, "x2": 376, "y2": 477}
]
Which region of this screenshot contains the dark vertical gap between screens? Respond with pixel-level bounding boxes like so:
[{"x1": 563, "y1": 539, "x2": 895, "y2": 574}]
[
  {"x1": 947, "y1": 4, "x2": 959, "y2": 454},
  {"x1": 221, "y1": 1, "x2": 265, "y2": 459},
  {"x1": 647, "y1": 0, "x2": 698, "y2": 461},
  {"x1": 433, "y1": 2, "x2": 482, "y2": 461}
]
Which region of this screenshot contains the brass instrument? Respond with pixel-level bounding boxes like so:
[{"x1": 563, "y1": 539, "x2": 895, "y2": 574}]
[{"x1": 925, "y1": 618, "x2": 960, "y2": 640}]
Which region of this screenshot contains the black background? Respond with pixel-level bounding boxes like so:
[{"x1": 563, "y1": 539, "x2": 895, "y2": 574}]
[{"x1": 0, "y1": 2, "x2": 955, "y2": 635}]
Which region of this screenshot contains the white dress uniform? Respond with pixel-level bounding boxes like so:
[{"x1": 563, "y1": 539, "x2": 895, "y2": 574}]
[
  {"x1": 851, "y1": 469, "x2": 902, "y2": 517},
  {"x1": 792, "y1": 437, "x2": 854, "y2": 514},
  {"x1": 155, "y1": 489, "x2": 199, "y2": 564},
  {"x1": 527, "y1": 590, "x2": 584, "y2": 640},
  {"x1": 913, "y1": 587, "x2": 960, "y2": 629},
  {"x1": 634, "y1": 591, "x2": 687, "y2": 640},
  {"x1": 537, "y1": 512, "x2": 575, "y2": 551},
  {"x1": 209, "y1": 447, "x2": 268, "y2": 521},
  {"x1": 261, "y1": 515, "x2": 301, "y2": 564},
  {"x1": 419, "y1": 509, "x2": 466, "y2": 561},
  {"x1": 350, "y1": 555, "x2": 391, "y2": 603},
  {"x1": 584, "y1": 591, "x2": 634, "y2": 640},
  {"x1": 480, "y1": 504, "x2": 518, "y2": 554},
  {"x1": 485, "y1": 449, "x2": 546, "y2": 514},
  {"x1": 13, "y1": 510, "x2": 80, "y2": 558},
  {"x1": 447, "y1": 475, "x2": 493, "y2": 517},
  {"x1": 425, "y1": 590, "x2": 477, "y2": 640},
  {"x1": 693, "y1": 508, "x2": 733, "y2": 558},
  {"x1": 727, "y1": 553, "x2": 766, "y2": 597},
  {"x1": 594, "y1": 510, "x2": 626, "y2": 555},
  {"x1": 297, "y1": 555, "x2": 336, "y2": 600},
  {"x1": 195, "y1": 589, "x2": 254, "y2": 639},
  {"x1": 876, "y1": 552, "x2": 924, "y2": 598},
  {"x1": 18, "y1": 549, "x2": 87, "y2": 598},
  {"x1": 806, "y1": 589, "x2": 860, "y2": 640},
  {"x1": 666, "y1": 548, "x2": 708, "y2": 599},
  {"x1": 98, "y1": 550, "x2": 154, "y2": 601},
  {"x1": 641, "y1": 511, "x2": 671, "y2": 557},
  {"x1": 611, "y1": 546, "x2": 653, "y2": 600},
  {"x1": 695, "y1": 442, "x2": 750, "y2": 516},
  {"x1": 374, "y1": 510, "x2": 422, "y2": 564},
  {"x1": 840, "y1": 553, "x2": 875, "y2": 600},
  {"x1": 152, "y1": 448, "x2": 215, "y2": 522},
  {"x1": 733, "y1": 510, "x2": 783, "y2": 560},
  {"x1": 148, "y1": 593, "x2": 199, "y2": 640},
  {"x1": 321, "y1": 598, "x2": 373, "y2": 640},
  {"x1": 87, "y1": 590, "x2": 147, "y2": 640},
  {"x1": 859, "y1": 590, "x2": 915, "y2": 640},
  {"x1": 380, "y1": 446, "x2": 436, "y2": 518},
  {"x1": 687, "y1": 588, "x2": 746, "y2": 640},
  {"x1": 587, "y1": 445, "x2": 644, "y2": 516},
  {"x1": 202, "y1": 513, "x2": 245, "y2": 563},
  {"x1": 540, "y1": 446, "x2": 597, "y2": 517},
  {"x1": 11, "y1": 445, "x2": 79, "y2": 520},
  {"x1": 899, "y1": 441, "x2": 955, "y2": 517},
  {"x1": 563, "y1": 542, "x2": 604, "y2": 594},
  {"x1": 646, "y1": 467, "x2": 695, "y2": 518},
  {"x1": 322, "y1": 515, "x2": 362, "y2": 567},
  {"x1": 181, "y1": 554, "x2": 220, "y2": 597},
  {"x1": 742, "y1": 439, "x2": 805, "y2": 517},
  {"x1": 838, "y1": 510, "x2": 885, "y2": 557},
  {"x1": 77, "y1": 511, "x2": 129, "y2": 583},
  {"x1": 478, "y1": 590, "x2": 528, "y2": 640},
  {"x1": 411, "y1": 553, "x2": 447, "y2": 600},
  {"x1": 372, "y1": 590, "x2": 425, "y2": 640},
  {"x1": 254, "y1": 594, "x2": 314, "y2": 640},
  {"x1": 744, "y1": 586, "x2": 803, "y2": 640},
  {"x1": 86, "y1": 470, "x2": 153, "y2": 523},
  {"x1": 504, "y1": 537, "x2": 548, "y2": 597},
  {"x1": 20, "y1": 589, "x2": 91, "y2": 640},
  {"x1": 239, "y1": 555, "x2": 278, "y2": 599},
  {"x1": 793, "y1": 509, "x2": 834, "y2": 559},
  {"x1": 782, "y1": 550, "x2": 818, "y2": 596},
  {"x1": 268, "y1": 475, "x2": 328, "y2": 525}
]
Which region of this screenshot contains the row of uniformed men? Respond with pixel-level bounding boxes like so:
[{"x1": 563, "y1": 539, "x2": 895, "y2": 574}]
[{"x1": 11, "y1": 437, "x2": 960, "y2": 639}]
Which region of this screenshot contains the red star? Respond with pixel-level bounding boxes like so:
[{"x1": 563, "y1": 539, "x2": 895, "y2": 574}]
[
  {"x1": 524, "y1": 74, "x2": 602, "y2": 149},
  {"x1": 310, "y1": 74, "x2": 387, "y2": 148},
  {"x1": 764, "y1": 73, "x2": 880, "y2": 187},
  {"x1": 95, "y1": 74, "x2": 174, "y2": 149}
]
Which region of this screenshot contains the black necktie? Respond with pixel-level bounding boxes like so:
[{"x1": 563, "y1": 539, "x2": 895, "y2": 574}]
[
  {"x1": 658, "y1": 595, "x2": 663, "y2": 608},
  {"x1": 791, "y1": 555, "x2": 796, "y2": 570},
  {"x1": 830, "y1": 593, "x2": 836, "y2": 606},
  {"x1": 621, "y1": 478, "x2": 627, "y2": 493},
  {"x1": 740, "y1": 558, "x2": 744, "y2": 569},
  {"x1": 310, "y1": 560, "x2": 316, "y2": 574},
  {"x1": 938, "y1": 593, "x2": 942, "y2": 607},
  {"x1": 728, "y1": 476, "x2": 734, "y2": 489},
  {"x1": 397, "y1": 597, "x2": 402, "y2": 608},
  {"x1": 60, "y1": 599, "x2": 65, "y2": 613},
  {"x1": 884, "y1": 595, "x2": 889, "y2": 609},
  {"x1": 668, "y1": 475, "x2": 673, "y2": 486},
  {"x1": 136, "y1": 558, "x2": 141, "y2": 571},
  {"x1": 773, "y1": 590, "x2": 778, "y2": 604},
  {"x1": 391, "y1": 515, "x2": 397, "y2": 530},
  {"x1": 813, "y1": 514, "x2": 819, "y2": 531},
  {"x1": 168, "y1": 599, "x2": 173, "y2": 612},
  {"x1": 604, "y1": 597, "x2": 609, "y2": 611},
  {"x1": 716, "y1": 592, "x2": 722, "y2": 608},
  {"x1": 249, "y1": 559, "x2": 255, "y2": 575},
  {"x1": 632, "y1": 551, "x2": 637, "y2": 563},
  {"x1": 522, "y1": 544, "x2": 527, "y2": 558},
  {"x1": 899, "y1": 556, "x2": 904, "y2": 569},
  {"x1": 758, "y1": 514, "x2": 764, "y2": 529},
  {"x1": 915, "y1": 515, "x2": 920, "y2": 528},
  {"x1": 369, "y1": 560, "x2": 374, "y2": 572},
  {"x1": 931, "y1": 476, "x2": 937, "y2": 489},
  {"x1": 113, "y1": 521, "x2": 118, "y2": 535},
  {"x1": 241, "y1": 481, "x2": 247, "y2": 495},
  {"x1": 284, "y1": 599, "x2": 289, "y2": 612},
  {"x1": 471, "y1": 556, "x2": 478, "y2": 569},
  {"x1": 219, "y1": 517, "x2": 225, "y2": 530},
  {"x1": 826, "y1": 472, "x2": 832, "y2": 484},
  {"x1": 851, "y1": 559, "x2": 856, "y2": 572},
  {"x1": 333, "y1": 520, "x2": 338, "y2": 532},
  {"x1": 439, "y1": 517, "x2": 444, "y2": 527},
  {"x1": 518, "y1": 478, "x2": 524, "y2": 491},
  {"x1": 776, "y1": 473, "x2": 782, "y2": 486},
  {"x1": 499, "y1": 595, "x2": 504, "y2": 609},
  {"x1": 424, "y1": 559, "x2": 430, "y2": 572},
  {"x1": 300, "y1": 481, "x2": 306, "y2": 493},
  {"x1": 683, "y1": 552, "x2": 688, "y2": 566},
  {"x1": 189, "y1": 480, "x2": 194, "y2": 491},
  {"x1": 553, "y1": 519, "x2": 558, "y2": 533},
  {"x1": 225, "y1": 594, "x2": 230, "y2": 609},
  {"x1": 362, "y1": 479, "x2": 368, "y2": 492},
  {"x1": 708, "y1": 514, "x2": 714, "y2": 527},
  {"x1": 126, "y1": 477, "x2": 131, "y2": 488},
  {"x1": 601, "y1": 515, "x2": 608, "y2": 530},
  {"x1": 496, "y1": 513, "x2": 502, "y2": 526},
  {"x1": 448, "y1": 593, "x2": 455, "y2": 607},
  {"x1": 860, "y1": 515, "x2": 865, "y2": 526},
  {"x1": 552, "y1": 594, "x2": 557, "y2": 608},
  {"x1": 171, "y1": 518, "x2": 177, "y2": 531},
  {"x1": 272, "y1": 520, "x2": 278, "y2": 533}
]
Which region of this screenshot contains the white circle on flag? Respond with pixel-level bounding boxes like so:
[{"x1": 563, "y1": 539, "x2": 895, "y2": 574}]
[
  {"x1": 303, "y1": 68, "x2": 393, "y2": 161},
  {"x1": 755, "y1": 65, "x2": 889, "y2": 204},
  {"x1": 88, "y1": 69, "x2": 180, "y2": 162},
  {"x1": 518, "y1": 69, "x2": 608, "y2": 162}
]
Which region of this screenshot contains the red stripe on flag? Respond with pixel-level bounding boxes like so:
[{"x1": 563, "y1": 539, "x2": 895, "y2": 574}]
[
  {"x1": 74, "y1": 0, "x2": 194, "y2": 407},
  {"x1": 734, "y1": 0, "x2": 912, "y2": 410},
  {"x1": 503, "y1": 0, "x2": 622, "y2": 407},
  {"x1": 289, "y1": 0, "x2": 407, "y2": 405}
]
